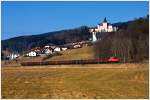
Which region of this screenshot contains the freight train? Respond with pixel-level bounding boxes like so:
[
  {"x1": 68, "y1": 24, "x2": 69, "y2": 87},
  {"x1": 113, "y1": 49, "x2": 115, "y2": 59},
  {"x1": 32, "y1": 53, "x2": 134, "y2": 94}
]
[{"x1": 21, "y1": 57, "x2": 120, "y2": 66}]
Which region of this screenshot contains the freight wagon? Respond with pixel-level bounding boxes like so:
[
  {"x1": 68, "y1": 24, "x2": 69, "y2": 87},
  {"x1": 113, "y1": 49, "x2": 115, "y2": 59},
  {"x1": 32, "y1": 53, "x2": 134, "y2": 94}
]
[{"x1": 21, "y1": 57, "x2": 120, "y2": 66}]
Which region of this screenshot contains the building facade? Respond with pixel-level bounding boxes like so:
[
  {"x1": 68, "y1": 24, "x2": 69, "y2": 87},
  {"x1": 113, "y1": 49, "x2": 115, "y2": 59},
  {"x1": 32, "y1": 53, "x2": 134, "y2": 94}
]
[
  {"x1": 89, "y1": 18, "x2": 118, "y2": 42},
  {"x1": 89, "y1": 18, "x2": 117, "y2": 33}
]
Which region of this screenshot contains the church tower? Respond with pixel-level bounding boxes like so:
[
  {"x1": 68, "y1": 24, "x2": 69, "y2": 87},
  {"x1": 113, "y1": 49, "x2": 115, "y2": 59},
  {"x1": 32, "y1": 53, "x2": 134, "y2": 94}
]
[
  {"x1": 103, "y1": 17, "x2": 107, "y2": 23},
  {"x1": 89, "y1": 17, "x2": 118, "y2": 41},
  {"x1": 92, "y1": 29, "x2": 97, "y2": 42}
]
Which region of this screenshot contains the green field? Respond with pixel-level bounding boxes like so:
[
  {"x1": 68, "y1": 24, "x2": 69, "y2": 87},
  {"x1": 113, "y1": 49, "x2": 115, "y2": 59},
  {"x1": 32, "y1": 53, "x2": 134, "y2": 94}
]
[{"x1": 2, "y1": 63, "x2": 148, "y2": 99}]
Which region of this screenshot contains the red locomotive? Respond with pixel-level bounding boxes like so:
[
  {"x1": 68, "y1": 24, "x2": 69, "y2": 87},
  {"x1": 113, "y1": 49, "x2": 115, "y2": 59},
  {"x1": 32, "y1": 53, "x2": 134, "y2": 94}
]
[{"x1": 107, "y1": 57, "x2": 120, "y2": 63}]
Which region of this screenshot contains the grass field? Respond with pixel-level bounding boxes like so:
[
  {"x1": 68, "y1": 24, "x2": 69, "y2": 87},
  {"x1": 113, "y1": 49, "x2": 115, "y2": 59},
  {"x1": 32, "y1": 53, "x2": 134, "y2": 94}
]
[{"x1": 2, "y1": 63, "x2": 149, "y2": 99}]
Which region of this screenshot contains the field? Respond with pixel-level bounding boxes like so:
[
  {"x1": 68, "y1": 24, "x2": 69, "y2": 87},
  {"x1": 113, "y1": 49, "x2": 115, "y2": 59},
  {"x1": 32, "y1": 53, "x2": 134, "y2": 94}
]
[{"x1": 2, "y1": 63, "x2": 149, "y2": 99}]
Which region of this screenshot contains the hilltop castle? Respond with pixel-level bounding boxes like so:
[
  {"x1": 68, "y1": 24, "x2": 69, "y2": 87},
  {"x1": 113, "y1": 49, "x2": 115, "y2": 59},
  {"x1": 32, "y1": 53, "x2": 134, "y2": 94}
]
[
  {"x1": 89, "y1": 18, "x2": 118, "y2": 42},
  {"x1": 90, "y1": 17, "x2": 117, "y2": 33}
]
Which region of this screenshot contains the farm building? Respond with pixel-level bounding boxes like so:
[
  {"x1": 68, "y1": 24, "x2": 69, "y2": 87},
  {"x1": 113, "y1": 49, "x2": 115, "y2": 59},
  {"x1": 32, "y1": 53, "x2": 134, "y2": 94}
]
[
  {"x1": 61, "y1": 47, "x2": 67, "y2": 51},
  {"x1": 26, "y1": 51, "x2": 37, "y2": 57},
  {"x1": 44, "y1": 49, "x2": 53, "y2": 54},
  {"x1": 54, "y1": 47, "x2": 61, "y2": 52}
]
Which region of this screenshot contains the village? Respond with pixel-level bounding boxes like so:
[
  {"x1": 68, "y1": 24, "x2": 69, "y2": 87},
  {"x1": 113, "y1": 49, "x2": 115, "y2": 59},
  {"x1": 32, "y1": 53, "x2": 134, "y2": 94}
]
[
  {"x1": 4, "y1": 18, "x2": 117, "y2": 61},
  {"x1": 5, "y1": 40, "x2": 92, "y2": 60}
]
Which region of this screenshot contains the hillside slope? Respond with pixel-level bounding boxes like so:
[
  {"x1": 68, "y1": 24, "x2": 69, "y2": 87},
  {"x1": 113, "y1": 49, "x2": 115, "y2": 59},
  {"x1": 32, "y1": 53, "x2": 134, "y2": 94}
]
[
  {"x1": 2, "y1": 26, "x2": 91, "y2": 53},
  {"x1": 2, "y1": 19, "x2": 133, "y2": 54},
  {"x1": 45, "y1": 46, "x2": 95, "y2": 61}
]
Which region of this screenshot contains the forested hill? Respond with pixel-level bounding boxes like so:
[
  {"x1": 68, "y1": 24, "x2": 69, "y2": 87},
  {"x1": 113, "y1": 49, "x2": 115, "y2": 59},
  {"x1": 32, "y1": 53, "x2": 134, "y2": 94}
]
[
  {"x1": 94, "y1": 15, "x2": 149, "y2": 62},
  {"x1": 1, "y1": 16, "x2": 144, "y2": 53},
  {"x1": 2, "y1": 26, "x2": 91, "y2": 53}
]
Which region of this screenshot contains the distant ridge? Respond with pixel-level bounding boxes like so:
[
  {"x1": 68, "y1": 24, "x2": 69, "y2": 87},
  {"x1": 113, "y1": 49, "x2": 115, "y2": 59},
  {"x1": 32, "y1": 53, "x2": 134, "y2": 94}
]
[
  {"x1": 1, "y1": 20, "x2": 133, "y2": 53},
  {"x1": 2, "y1": 26, "x2": 91, "y2": 53}
]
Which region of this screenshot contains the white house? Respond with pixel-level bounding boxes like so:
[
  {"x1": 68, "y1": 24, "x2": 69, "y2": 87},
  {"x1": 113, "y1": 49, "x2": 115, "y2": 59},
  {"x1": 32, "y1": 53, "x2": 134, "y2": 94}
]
[
  {"x1": 89, "y1": 17, "x2": 117, "y2": 33},
  {"x1": 73, "y1": 44, "x2": 81, "y2": 48},
  {"x1": 45, "y1": 49, "x2": 53, "y2": 54},
  {"x1": 62, "y1": 47, "x2": 67, "y2": 51},
  {"x1": 27, "y1": 51, "x2": 37, "y2": 57},
  {"x1": 44, "y1": 45, "x2": 50, "y2": 48},
  {"x1": 54, "y1": 47, "x2": 61, "y2": 52}
]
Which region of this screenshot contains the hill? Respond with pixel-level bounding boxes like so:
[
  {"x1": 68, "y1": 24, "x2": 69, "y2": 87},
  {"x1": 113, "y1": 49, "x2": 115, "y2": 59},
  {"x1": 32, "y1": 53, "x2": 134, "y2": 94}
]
[
  {"x1": 94, "y1": 15, "x2": 149, "y2": 62},
  {"x1": 1, "y1": 26, "x2": 91, "y2": 53},
  {"x1": 1, "y1": 19, "x2": 133, "y2": 54}
]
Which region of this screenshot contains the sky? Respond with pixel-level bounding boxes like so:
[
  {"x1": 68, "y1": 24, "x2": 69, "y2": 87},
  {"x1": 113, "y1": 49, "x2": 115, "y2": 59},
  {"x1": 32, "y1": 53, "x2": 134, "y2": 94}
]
[{"x1": 1, "y1": 1, "x2": 149, "y2": 40}]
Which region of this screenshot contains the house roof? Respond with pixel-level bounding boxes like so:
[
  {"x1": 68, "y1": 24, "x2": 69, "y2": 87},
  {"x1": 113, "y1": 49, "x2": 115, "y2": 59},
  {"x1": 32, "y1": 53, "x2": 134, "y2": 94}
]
[
  {"x1": 108, "y1": 23, "x2": 112, "y2": 26},
  {"x1": 98, "y1": 23, "x2": 103, "y2": 26}
]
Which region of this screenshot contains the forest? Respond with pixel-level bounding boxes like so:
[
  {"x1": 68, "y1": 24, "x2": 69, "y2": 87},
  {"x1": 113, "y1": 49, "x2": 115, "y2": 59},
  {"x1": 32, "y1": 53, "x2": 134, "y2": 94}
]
[
  {"x1": 1, "y1": 26, "x2": 91, "y2": 53},
  {"x1": 94, "y1": 15, "x2": 149, "y2": 62}
]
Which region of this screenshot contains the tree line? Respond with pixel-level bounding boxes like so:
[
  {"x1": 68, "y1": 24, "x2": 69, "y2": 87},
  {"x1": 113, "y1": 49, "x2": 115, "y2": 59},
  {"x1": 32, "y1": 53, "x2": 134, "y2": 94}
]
[
  {"x1": 2, "y1": 26, "x2": 91, "y2": 54},
  {"x1": 94, "y1": 15, "x2": 149, "y2": 62}
]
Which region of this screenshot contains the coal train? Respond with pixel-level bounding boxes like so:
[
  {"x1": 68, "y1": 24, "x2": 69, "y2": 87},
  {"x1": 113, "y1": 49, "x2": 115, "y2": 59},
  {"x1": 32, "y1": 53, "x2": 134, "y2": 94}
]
[{"x1": 21, "y1": 57, "x2": 120, "y2": 66}]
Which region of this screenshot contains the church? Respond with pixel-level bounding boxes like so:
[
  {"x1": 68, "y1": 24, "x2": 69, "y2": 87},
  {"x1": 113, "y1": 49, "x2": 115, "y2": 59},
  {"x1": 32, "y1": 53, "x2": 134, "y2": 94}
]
[
  {"x1": 89, "y1": 17, "x2": 117, "y2": 33},
  {"x1": 89, "y1": 18, "x2": 118, "y2": 42}
]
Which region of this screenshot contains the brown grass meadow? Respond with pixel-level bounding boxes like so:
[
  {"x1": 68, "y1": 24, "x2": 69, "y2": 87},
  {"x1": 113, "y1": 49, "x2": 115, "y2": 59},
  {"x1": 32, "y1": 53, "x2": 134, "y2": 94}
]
[{"x1": 1, "y1": 63, "x2": 149, "y2": 99}]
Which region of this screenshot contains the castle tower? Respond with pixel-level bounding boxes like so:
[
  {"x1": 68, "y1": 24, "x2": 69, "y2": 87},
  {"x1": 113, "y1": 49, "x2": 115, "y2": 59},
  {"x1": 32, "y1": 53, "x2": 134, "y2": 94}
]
[
  {"x1": 92, "y1": 29, "x2": 97, "y2": 42},
  {"x1": 103, "y1": 17, "x2": 107, "y2": 23}
]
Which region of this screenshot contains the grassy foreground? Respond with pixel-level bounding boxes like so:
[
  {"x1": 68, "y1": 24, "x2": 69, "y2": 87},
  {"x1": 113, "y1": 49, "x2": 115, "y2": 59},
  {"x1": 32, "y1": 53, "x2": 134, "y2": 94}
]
[{"x1": 2, "y1": 63, "x2": 149, "y2": 99}]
